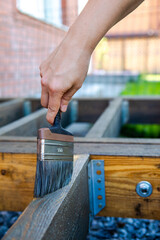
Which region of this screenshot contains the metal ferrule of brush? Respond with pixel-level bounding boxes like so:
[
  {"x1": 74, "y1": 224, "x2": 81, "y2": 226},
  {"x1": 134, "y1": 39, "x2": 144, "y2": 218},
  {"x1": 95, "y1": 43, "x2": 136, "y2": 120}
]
[
  {"x1": 37, "y1": 110, "x2": 74, "y2": 162},
  {"x1": 38, "y1": 139, "x2": 73, "y2": 161}
]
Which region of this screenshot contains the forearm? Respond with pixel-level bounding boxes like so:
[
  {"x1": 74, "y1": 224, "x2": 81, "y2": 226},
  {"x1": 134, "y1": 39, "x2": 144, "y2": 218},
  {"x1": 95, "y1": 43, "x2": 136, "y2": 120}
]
[{"x1": 65, "y1": 0, "x2": 144, "y2": 53}]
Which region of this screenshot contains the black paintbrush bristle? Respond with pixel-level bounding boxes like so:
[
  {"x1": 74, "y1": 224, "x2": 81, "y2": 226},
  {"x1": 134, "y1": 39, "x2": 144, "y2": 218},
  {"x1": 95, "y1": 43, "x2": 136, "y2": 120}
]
[{"x1": 34, "y1": 160, "x2": 73, "y2": 197}]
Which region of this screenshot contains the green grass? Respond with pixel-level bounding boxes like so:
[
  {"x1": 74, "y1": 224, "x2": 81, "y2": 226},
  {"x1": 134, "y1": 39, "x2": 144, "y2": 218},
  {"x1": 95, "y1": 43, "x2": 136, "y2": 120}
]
[
  {"x1": 120, "y1": 124, "x2": 160, "y2": 138},
  {"x1": 121, "y1": 74, "x2": 160, "y2": 96},
  {"x1": 120, "y1": 74, "x2": 160, "y2": 138}
]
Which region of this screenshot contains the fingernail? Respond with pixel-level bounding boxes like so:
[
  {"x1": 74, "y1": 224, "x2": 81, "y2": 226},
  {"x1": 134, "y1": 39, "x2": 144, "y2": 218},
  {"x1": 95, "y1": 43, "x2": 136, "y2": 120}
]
[{"x1": 61, "y1": 105, "x2": 67, "y2": 112}]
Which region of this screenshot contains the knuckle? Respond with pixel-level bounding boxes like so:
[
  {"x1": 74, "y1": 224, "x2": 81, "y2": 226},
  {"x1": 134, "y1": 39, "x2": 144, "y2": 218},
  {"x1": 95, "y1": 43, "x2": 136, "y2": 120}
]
[
  {"x1": 48, "y1": 105, "x2": 57, "y2": 113},
  {"x1": 41, "y1": 77, "x2": 47, "y2": 87},
  {"x1": 48, "y1": 82, "x2": 61, "y2": 93},
  {"x1": 48, "y1": 84, "x2": 55, "y2": 93}
]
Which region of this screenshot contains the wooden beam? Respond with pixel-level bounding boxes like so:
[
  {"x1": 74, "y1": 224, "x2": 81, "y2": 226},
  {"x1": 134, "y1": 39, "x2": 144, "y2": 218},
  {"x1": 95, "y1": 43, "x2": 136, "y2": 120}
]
[
  {"x1": 1, "y1": 136, "x2": 160, "y2": 155},
  {"x1": 1, "y1": 97, "x2": 160, "y2": 124},
  {"x1": 3, "y1": 155, "x2": 90, "y2": 240},
  {"x1": 0, "y1": 108, "x2": 49, "y2": 136},
  {"x1": 76, "y1": 98, "x2": 109, "y2": 123},
  {"x1": 86, "y1": 98, "x2": 123, "y2": 138},
  {"x1": 0, "y1": 99, "x2": 24, "y2": 127},
  {"x1": 92, "y1": 155, "x2": 160, "y2": 220},
  {"x1": 126, "y1": 97, "x2": 160, "y2": 124},
  {"x1": 1, "y1": 138, "x2": 160, "y2": 215}
]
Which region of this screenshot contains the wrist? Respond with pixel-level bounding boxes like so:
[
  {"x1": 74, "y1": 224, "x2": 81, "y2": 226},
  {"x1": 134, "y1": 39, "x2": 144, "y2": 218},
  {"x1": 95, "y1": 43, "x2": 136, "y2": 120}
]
[{"x1": 64, "y1": 25, "x2": 95, "y2": 55}]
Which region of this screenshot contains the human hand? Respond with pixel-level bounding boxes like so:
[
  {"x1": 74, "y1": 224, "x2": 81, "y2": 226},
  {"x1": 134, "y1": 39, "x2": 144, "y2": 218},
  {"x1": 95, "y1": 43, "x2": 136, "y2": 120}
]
[{"x1": 39, "y1": 37, "x2": 91, "y2": 124}]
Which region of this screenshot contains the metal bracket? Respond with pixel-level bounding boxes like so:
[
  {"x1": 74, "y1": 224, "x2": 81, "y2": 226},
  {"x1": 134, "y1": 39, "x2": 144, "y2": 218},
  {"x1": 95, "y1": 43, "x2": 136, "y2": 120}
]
[{"x1": 88, "y1": 160, "x2": 106, "y2": 218}]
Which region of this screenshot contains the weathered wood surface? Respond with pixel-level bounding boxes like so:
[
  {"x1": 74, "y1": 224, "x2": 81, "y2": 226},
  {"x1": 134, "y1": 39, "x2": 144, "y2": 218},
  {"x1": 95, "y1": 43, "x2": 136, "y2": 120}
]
[
  {"x1": 1, "y1": 97, "x2": 160, "y2": 125},
  {"x1": 74, "y1": 96, "x2": 160, "y2": 124},
  {"x1": 0, "y1": 99, "x2": 24, "y2": 127},
  {"x1": 91, "y1": 155, "x2": 160, "y2": 220},
  {"x1": 3, "y1": 155, "x2": 90, "y2": 240},
  {"x1": 76, "y1": 98, "x2": 109, "y2": 123},
  {"x1": 126, "y1": 97, "x2": 160, "y2": 124},
  {"x1": 1, "y1": 137, "x2": 160, "y2": 217},
  {"x1": 1, "y1": 137, "x2": 160, "y2": 155},
  {"x1": 0, "y1": 108, "x2": 49, "y2": 136},
  {"x1": 86, "y1": 98, "x2": 122, "y2": 138}
]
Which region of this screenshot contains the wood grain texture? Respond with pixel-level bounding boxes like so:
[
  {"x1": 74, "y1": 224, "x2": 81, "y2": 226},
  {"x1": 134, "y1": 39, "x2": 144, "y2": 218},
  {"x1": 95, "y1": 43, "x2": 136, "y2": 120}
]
[
  {"x1": 0, "y1": 99, "x2": 24, "y2": 127},
  {"x1": 0, "y1": 153, "x2": 36, "y2": 211},
  {"x1": 3, "y1": 155, "x2": 90, "y2": 240},
  {"x1": 0, "y1": 108, "x2": 49, "y2": 136},
  {"x1": 86, "y1": 98, "x2": 122, "y2": 138},
  {"x1": 91, "y1": 155, "x2": 160, "y2": 220},
  {"x1": 1, "y1": 140, "x2": 160, "y2": 220}
]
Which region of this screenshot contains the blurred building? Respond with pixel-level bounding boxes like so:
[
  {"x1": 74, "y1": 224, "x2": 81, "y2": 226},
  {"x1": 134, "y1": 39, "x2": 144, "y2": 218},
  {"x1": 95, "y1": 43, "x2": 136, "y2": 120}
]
[
  {"x1": 0, "y1": 0, "x2": 160, "y2": 97},
  {"x1": 93, "y1": 0, "x2": 160, "y2": 73},
  {"x1": 0, "y1": 0, "x2": 78, "y2": 97}
]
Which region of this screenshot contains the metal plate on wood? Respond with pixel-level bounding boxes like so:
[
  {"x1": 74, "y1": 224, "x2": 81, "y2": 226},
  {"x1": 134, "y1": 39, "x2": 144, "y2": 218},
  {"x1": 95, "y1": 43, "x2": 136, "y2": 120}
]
[{"x1": 88, "y1": 160, "x2": 106, "y2": 216}]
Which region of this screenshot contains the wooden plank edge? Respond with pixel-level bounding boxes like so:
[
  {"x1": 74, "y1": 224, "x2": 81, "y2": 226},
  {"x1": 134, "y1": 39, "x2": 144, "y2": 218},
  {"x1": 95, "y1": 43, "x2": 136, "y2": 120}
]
[{"x1": 3, "y1": 154, "x2": 90, "y2": 240}]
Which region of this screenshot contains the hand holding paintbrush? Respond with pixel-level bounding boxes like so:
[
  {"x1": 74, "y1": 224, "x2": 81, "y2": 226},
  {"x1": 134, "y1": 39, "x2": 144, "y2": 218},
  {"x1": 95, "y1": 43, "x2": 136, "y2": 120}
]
[{"x1": 34, "y1": 110, "x2": 73, "y2": 198}]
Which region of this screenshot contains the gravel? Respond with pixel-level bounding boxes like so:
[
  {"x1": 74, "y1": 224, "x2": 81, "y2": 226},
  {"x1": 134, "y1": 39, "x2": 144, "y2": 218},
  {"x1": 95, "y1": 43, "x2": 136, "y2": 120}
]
[
  {"x1": 0, "y1": 212, "x2": 160, "y2": 239},
  {"x1": 87, "y1": 216, "x2": 160, "y2": 240}
]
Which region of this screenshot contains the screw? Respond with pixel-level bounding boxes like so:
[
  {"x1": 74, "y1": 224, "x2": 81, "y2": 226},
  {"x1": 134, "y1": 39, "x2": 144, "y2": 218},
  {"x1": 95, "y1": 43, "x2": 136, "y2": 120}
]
[
  {"x1": 97, "y1": 178, "x2": 101, "y2": 183},
  {"x1": 136, "y1": 181, "x2": 152, "y2": 197},
  {"x1": 96, "y1": 162, "x2": 101, "y2": 166},
  {"x1": 98, "y1": 203, "x2": 102, "y2": 208}
]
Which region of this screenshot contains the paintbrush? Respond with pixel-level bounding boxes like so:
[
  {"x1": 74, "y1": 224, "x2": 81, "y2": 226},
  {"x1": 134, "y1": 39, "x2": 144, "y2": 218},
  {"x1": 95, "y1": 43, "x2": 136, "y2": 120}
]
[{"x1": 34, "y1": 110, "x2": 73, "y2": 197}]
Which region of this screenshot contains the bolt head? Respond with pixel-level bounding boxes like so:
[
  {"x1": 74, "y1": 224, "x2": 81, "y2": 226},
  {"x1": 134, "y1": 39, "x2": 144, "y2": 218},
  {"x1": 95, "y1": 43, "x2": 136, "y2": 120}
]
[
  {"x1": 98, "y1": 203, "x2": 102, "y2": 208},
  {"x1": 136, "y1": 181, "x2": 152, "y2": 197},
  {"x1": 96, "y1": 162, "x2": 101, "y2": 166}
]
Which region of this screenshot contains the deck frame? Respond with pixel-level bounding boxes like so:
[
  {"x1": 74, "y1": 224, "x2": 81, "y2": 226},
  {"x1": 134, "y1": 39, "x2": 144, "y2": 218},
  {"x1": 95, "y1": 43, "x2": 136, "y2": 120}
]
[{"x1": 0, "y1": 97, "x2": 160, "y2": 239}]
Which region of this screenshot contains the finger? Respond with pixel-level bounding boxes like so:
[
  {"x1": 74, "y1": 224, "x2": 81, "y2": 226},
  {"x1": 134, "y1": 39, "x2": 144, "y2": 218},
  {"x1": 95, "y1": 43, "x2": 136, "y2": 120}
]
[
  {"x1": 46, "y1": 92, "x2": 62, "y2": 124},
  {"x1": 41, "y1": 86, "x2": 49, "y2": 108},
  {"x1": 60, "y1": 87, "x2": 78, "y2": 112}
]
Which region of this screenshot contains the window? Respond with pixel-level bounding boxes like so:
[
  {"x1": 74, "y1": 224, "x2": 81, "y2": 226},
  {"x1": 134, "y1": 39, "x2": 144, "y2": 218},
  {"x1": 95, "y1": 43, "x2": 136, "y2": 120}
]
[{"x1": 17, "y1": 0, "x2": 63, "y2": 27}]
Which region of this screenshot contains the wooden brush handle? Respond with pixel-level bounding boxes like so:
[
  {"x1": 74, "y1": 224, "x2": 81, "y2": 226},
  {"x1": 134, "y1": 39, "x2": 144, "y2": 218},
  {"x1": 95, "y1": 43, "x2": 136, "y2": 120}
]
[
  {"x1": 49, "y1": 110, "x2": 73, "y2": 136},
  {"x1": 53, "y1": 110, "x2": 61, "y2": 127}
]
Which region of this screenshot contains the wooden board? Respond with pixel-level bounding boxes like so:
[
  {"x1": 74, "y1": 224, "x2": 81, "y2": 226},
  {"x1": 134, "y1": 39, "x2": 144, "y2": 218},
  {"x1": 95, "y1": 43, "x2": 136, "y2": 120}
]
[
  {"x1": 1, "y1": 137, "x2": 160, "y2": 221},
  {"x1": 86, "y1": 98, "x2": 122, "y2": 138},
  {"x1": 3, "y1": 155, "x2": 89, "y2": 240},
  {"x1": 126, "y1": 97, "x2": 160, "y2": 124},
  {"x1": 91, "y1": 155, "x2": 160, "y2": 220},
  {"x1": 1, "y1": 97, "x2": 160, "y2": 124},
  {"x1": 0, "y1": 153, "x2": 36, "y2": 211},
  {"x1": 0, "y1": 99, "x2": 24, "y2": 127},
  {"x1": 0, "y1": 108, "x2": 49, "y2": 136},
  {"x1": 76, "y1": 98, "x2": 109, "y2": 123},
  {"x1": 74, "y1": 96, "x2": 160, "y2": 124}
]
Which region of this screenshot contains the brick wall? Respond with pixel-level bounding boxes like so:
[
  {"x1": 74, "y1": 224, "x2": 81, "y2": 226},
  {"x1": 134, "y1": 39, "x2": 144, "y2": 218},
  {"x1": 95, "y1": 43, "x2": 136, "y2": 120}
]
[{"x1": 0, "y1": 0, "x2": 78, "y2": 97}]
